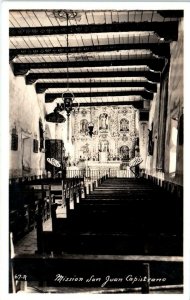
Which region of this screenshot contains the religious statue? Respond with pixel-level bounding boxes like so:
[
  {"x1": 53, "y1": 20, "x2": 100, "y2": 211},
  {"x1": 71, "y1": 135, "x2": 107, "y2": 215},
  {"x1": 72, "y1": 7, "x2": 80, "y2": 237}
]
[
  {"x1": 80, "y1": 119, "x2": 88, "y2": 134},
  {"x1": 99, "y1": 140, "x2": 109, "y2": 152},
  {"x1": 99, "y1": 113, "x2": 108, "y2": 130},
  {"x1": 120, "y1": 145, "x2": 130, "y2": 160}
]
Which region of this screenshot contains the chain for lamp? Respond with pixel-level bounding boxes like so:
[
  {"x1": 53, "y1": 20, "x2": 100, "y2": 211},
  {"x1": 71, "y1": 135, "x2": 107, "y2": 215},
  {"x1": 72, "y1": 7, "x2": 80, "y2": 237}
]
[
  {"x1": 50, "y1": 10, "x2": 77, "y2": 117},
  {"x1": 88, "y1": 79, "x2": 94, "y2": 137}
]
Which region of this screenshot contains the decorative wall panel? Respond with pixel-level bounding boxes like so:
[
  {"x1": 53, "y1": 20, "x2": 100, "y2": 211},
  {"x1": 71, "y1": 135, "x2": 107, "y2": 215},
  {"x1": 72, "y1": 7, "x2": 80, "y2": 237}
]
[{"x1": 71, "y1": 105, "x2": 137, "y2": 163}]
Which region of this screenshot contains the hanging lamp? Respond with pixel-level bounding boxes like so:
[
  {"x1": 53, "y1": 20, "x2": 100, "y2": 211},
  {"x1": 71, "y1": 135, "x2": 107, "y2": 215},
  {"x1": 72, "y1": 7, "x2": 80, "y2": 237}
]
[
  {"x1": 88, "y1": 79, "x2": 94, "y2": 137},
  {"x1": 61, "y1": 11, "x2": 75, "y2": 118}
]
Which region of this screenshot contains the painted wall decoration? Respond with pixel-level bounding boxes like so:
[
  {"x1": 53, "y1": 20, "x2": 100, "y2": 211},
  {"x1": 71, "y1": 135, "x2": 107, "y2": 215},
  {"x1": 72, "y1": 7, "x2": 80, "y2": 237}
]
[
  {"x1": 11, "y1": 127, "x2": 18, "y2": 151},
  {"x1": 33, "y1": 139, "x2": 38, "y2": 153},
  {"x1": 71, "y1": 105, "x2": 138, "y2": 163}
]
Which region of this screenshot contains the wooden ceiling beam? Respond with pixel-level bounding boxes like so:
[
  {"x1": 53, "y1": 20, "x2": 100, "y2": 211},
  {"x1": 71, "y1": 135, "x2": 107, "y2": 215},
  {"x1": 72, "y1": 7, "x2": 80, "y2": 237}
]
[
  {"x1": 13, "y1": 58, "x2": 165, "y2": 76},
  {"x1": 72, "y1": 101, "x2": 144, "y2": 108},
  {"x1": 9, "y1": 43, "x2": 170, "y2": 61},
  {"x1": 26, "y1": 70, "x2": 160, "y2": 84},
  {"x1": 158, "y1": 10, "x2": 183, "y2": 18},
  {"x1": 36, "y1": 81, "x2": 157, "y2": 94},
  {"x1": 9, "y1": 21, "x2": 179, "y2": 41},
  {"x1": 45, "y1": 90, "x2": 153, "y2": 102}
]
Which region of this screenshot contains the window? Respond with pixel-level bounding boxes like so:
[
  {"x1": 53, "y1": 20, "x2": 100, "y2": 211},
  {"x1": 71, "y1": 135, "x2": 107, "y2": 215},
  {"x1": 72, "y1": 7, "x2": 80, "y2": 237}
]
[{"x1": 169, "y1": 119, "x2": 178, "y2": 175}]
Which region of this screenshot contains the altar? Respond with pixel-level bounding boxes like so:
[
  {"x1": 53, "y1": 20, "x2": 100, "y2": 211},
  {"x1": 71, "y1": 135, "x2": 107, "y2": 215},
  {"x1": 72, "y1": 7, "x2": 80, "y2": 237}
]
[
  {"x1": 99, "y1": 151, "x2": 108, "y2": 163},
  {"x1": 85, "y1": 160, "x2": 121, "y2": 171},
  {"x1": 84, "y1": 160, "x2": 133, "y2": 178}
]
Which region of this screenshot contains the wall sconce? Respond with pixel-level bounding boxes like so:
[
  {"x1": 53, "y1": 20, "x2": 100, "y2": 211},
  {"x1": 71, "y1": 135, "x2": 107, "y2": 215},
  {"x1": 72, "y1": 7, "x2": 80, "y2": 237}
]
[{"x1": 46, "y1": 110, "x2": 66, "y2": 123}]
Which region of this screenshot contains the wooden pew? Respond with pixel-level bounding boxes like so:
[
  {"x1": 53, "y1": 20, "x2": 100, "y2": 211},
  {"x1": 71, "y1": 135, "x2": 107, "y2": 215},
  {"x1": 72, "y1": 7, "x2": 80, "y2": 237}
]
[
  {"x1": 9, "y1": 184, "x2": 46, "y2": 241},
  {"x1": 10, "y1": 176, "x2": 183, "y2": 293},
  {"x1": 40, "y1": 230, "x2": 182, "y2": 256},
  {"x1": 9, "y1": 178, "x2": 63, "y2": 241},
  {"x1": 11, "y1": 254, "x2": 183, "y2": 294},
  {"x1": 9, "y1": 175, "x2": 87, "y2": 240}
]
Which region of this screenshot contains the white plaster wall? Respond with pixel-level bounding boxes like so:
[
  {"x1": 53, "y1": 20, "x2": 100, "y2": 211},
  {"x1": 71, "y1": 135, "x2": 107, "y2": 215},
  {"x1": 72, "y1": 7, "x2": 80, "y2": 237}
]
[
  {"x1": 145, "y1": 20, "x2": 183, "y2": 185},
  {"x1": 145, "y1": 87, "x2": 161, "y2": 177},
  {"x1": 164, "y1": 19, "x2": 183, "y2": 185},
  {"x1": 9, "y1": 66, "x2": 46, "y2": 177}
]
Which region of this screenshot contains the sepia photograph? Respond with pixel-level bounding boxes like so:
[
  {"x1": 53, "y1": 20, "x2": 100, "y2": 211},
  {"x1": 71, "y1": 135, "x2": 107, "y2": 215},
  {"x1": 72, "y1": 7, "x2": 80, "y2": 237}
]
[{"x1": 4, "y1": 3, "x2": 185, "y2": 296}]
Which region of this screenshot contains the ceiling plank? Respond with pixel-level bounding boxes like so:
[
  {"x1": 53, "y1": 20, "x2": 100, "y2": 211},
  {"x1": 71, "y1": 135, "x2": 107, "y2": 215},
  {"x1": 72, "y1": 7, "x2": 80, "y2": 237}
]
[
  {"x1": 45, "y1": 90, "x2": 154, "y2": 102},
  {"x1": 9, "y1": 21, "x2": 179, "y2": 41},
  {"x1": 25, "y1": 70, "x2": 160, "y2": 84}
]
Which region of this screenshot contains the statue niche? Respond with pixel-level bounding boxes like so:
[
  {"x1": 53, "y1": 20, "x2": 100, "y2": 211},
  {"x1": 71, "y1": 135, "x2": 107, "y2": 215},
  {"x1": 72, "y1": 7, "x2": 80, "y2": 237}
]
[
  {"x1": 120, "y1": 145, "x2": 130, "y2": 161},
  {"x1": 99, "y1": 140, "x2": 109, "y2": 152},
  {"x1": 80, "y1": 119, "x2": 88, "y2": 135},
  {"x1": 120, "y1": 118, "x2": 129, "y2": 132},
  {"x1": 99, "y1": 140, "x2": 109, "y2": 162},
  {"x1": 99, "y1": 113, "x2": 108, "y2": 132}
]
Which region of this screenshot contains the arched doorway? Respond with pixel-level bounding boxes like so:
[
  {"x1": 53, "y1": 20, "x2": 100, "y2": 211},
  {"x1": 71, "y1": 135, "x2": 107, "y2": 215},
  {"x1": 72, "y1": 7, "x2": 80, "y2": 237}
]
[{"x1": 120, "y1": 145, "x2": 129, "y2": 161}]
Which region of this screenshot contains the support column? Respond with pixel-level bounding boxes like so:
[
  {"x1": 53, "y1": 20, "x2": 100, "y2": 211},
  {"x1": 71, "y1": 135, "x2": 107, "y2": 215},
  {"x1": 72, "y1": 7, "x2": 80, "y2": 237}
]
[
  {"x1": 139, "y1": 121, "x2": 148, "y2": 170},
  {"x1": 156, "y1": 69, "x2": 169, "y2": 171}
]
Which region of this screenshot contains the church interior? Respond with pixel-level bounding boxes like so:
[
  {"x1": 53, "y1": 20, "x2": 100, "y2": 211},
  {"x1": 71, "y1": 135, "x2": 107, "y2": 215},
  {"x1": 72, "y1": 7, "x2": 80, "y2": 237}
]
[{"x1": 8, "y1": 9, "x2": 183, "y2": 294}]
